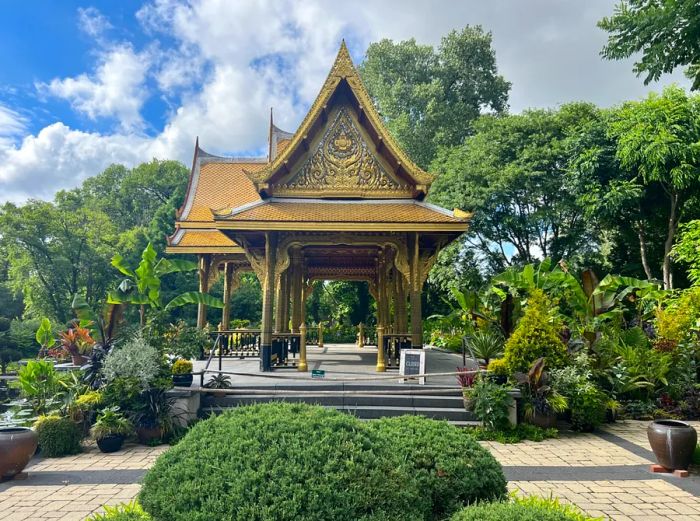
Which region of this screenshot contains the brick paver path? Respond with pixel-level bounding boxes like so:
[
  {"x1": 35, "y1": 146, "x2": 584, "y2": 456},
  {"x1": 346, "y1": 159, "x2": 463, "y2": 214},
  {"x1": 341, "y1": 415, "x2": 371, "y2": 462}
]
[{"x1": 1, "y1": 420, "x2": 698, "y2": 520}]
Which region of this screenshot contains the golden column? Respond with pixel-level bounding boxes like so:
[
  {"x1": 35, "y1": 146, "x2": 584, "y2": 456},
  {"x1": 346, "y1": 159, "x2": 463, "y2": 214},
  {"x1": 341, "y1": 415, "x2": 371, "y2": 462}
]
[
  {"x1": 290, "y1": 249, "x2": 303, "y2": 333},
  {"x1": 196, "y1": 254, "x2": 211, "y2": 329},
  {"x1": 260, "y1": 233, "x2": 277, "y2": 371},
  {"x1": 221, "y1": 262, "x2": 234, "y2": 330},
  {"x1": 409, "y1": 233, "x2": 423, "y2": 348},
  {"x1": 376, "y1": 249, "x2": 387, "y2": 372},
  {"x1": 396, "y1": 274, "x2": 407, "y2": 333},
  {"x1": 298, "y1": 322, "x2": 308, "y2": 372},
  {"x1": 274, "y1": 267, "x2": 288, "y2": 333}
]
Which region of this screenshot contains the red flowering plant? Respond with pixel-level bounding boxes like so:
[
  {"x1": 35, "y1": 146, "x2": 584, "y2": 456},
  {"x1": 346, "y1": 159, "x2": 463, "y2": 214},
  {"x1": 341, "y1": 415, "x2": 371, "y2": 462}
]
[{"x1": 51, "y1": 323, "x2": 95, "y2": 364}]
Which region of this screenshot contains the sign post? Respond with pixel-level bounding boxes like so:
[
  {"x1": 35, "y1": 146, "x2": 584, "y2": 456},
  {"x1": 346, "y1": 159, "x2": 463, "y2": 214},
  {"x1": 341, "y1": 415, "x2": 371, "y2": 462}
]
[{"x1": 399, "y1": 349, "x2": 425, "y2": 384}]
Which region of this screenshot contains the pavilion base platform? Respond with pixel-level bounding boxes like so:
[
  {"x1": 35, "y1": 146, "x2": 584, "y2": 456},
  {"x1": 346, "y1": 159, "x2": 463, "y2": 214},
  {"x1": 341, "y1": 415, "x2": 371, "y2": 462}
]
[{"x1": 191, "y1": 345, "x2": 480, "y2": 426}]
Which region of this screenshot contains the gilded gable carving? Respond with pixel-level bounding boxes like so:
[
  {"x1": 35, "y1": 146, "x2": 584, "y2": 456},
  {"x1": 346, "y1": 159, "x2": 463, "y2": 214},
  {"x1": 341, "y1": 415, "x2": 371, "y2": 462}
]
[{"x1": 275, "y1": 108, "x2": 411, "y2": 196}]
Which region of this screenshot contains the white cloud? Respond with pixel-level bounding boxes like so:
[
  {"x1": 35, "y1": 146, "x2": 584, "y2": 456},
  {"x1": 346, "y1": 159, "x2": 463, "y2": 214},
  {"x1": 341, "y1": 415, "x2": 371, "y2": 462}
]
[
  {"x1": 1, "y1": 0, "x2": 693, "y2": 204},
  {"x1": 78, "y1": 6, "x2": 113, "y2": 38},
  {"x1": 40, "y1": 44, "x2": 150, "y2": 131},
  {"x1": 0, "y1": 105, "x2": 27, "y2": 140},
  {"x1": 0, "y1": 123, "x2": 152, "y2": 202}
]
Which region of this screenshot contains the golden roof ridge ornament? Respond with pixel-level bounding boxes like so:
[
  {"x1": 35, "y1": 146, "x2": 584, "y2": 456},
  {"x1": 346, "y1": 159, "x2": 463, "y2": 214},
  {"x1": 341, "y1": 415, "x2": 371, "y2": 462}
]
[{"x1": 245, "y1": 39, "x2": 434, "y2": 194}]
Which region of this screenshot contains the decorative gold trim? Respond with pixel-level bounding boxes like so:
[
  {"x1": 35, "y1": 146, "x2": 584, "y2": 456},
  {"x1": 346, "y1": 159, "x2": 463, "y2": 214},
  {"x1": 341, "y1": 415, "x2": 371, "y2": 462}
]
[
  {"x1": 177, "y1": 221, "x2": 468, "y2": 232},
  {"x1": 164, "y1": 246, "x2": 245, "y2": 254},
  {"x1": 245, "y1": 41, "x2": 434, "y2": 190}
]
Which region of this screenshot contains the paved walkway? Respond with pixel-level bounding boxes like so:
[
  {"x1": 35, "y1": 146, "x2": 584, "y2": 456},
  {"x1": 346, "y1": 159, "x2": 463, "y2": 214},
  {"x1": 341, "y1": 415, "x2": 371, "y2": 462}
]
[{"x1": 1, "y1": 420, "x2": 699, "y2": 520}]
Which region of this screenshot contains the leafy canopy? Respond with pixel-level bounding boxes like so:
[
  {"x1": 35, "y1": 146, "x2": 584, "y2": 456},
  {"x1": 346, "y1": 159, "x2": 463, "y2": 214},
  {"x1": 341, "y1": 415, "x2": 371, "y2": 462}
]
[
  {"x1": 599, "y1": 0, "x2": 700, "y2": 90},
  {"x1": 359, "y1": 27, "x2": 510, "y2": 168}
]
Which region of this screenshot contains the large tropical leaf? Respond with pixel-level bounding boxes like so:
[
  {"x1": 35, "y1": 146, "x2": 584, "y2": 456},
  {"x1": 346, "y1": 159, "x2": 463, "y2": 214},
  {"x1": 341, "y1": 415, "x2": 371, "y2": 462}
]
[
  {"x1": 111, "y1": 254, "x2": 134, "y2": 277},
  {"x1": 35, "y1": 317, "x2": 53, "y2": 348},
  {"x1": 155, "y1": 258, "x2": 198, "y2": 275},
  {"x1": 165, "y1": 292, "x2": 225, "y2": 310}
]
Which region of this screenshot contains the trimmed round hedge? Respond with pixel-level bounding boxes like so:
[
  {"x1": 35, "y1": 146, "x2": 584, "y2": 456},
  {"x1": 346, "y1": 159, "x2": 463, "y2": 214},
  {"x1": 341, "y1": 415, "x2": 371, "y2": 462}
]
[
  {"x1": 34, "y1": 415, "x2": 82, "y2": 458},
  {"x1": 368, "y1": 416, "x2": 506, "y2": 519},
  {"x1": 139, "y1": 403, "x2": 506, "y2": 521}
]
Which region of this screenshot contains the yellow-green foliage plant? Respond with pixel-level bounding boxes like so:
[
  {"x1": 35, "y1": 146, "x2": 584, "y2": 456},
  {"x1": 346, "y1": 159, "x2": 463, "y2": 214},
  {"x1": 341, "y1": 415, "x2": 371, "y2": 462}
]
[
  {"x1": 487, "y1": 358, "x2": 509, "y2": 376},
  {"x1": 656, "y1": 286, "x2": 700, "y2": 343},
  {"x1": 171, "y1": 359, "x2": 193, "y2": 375},
  {"x1": 503, "y1": 289, "x2": 569, "y2": 373}
]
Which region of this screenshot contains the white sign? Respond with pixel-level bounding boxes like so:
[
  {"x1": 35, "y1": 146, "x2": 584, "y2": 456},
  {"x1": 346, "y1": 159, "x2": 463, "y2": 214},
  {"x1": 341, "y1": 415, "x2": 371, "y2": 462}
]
[{"x1": 399, "y1": 349, "x2": 426, "y2": 385}]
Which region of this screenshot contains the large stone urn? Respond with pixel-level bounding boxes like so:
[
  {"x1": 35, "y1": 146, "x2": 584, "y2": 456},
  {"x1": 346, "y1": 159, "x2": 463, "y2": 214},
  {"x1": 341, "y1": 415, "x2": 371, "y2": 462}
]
[
  {"x1": 647, "y1": 420, "x2": 697, "y2": 471},
  {"x1": 0, "y1": 427, "x2": 38, "y2": 480}
]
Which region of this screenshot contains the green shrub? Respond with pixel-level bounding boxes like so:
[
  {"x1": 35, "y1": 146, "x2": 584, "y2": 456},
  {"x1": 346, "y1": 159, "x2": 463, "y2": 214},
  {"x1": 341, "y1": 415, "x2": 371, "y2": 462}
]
[
  {"x1": 470, "y1": 424, "x2": 558, "y2": 443},
  {"x1": 487, "y1": 358, "x2": 510, "y2": 376},
  {"x1": 140, "y1": 403, "x2": 504, "y2": 521},
  {"x1": 34, "y1": 415, "x2": 82, "y2": 457},
  {"x1": 171, "y1": 359, "x2": 192, "y2": 375},
  {"x1": 569, "y1": 385, "x2": 608, "y2": 432},
  {"x1": 503, "y1": 289, "x2": 568, "y2": 373},
  {"x1": 87, "y1": 501, "x2": 151, "y2": 520},
  {"x1": 470, "y1": 376, "x2": 513, "y2": 431},
  {"x1": 140, "y1": 403, "x2": 421, "y2": 520},
  {"x1": 451, "y1": 494, "x2": 603, "y2": 521},
  {"x1": 369, "y1": 416, "x2": 506, "y2": 519}
]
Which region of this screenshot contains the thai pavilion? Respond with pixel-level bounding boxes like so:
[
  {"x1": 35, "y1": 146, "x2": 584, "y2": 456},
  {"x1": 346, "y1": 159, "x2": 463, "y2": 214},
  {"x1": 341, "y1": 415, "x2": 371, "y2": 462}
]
[{"x1": 166, "y1": 42, "x2": 470, "y2": 372}]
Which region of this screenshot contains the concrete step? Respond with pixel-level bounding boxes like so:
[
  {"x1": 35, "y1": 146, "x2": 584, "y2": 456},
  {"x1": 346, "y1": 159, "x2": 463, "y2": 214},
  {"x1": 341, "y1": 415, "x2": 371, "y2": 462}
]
[
  {"x1": 200, "y1": 390, "x2": 477, "y2": 424},
  {"x1": 202, "y1": 393, "x2": 464, "y2": 409}
]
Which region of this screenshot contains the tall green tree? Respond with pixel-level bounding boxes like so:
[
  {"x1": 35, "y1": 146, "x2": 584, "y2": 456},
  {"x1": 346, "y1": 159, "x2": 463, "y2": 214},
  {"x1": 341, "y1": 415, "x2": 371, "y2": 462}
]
[
  {"x1": 359, "y1": 27, "x2": 510, "y2": 168},
  {"x1": 599, "y1": 0, "x2": 700, "y2": 90},
  {"x1": 0, "y1": 196, "x2": 117, "y2": 322},
  {"x1": 430, "y1": 103, "x2": 602, "y2": 273},
  {"x1": 606, "y1": 86, "x2": 700, "y2": 288}
]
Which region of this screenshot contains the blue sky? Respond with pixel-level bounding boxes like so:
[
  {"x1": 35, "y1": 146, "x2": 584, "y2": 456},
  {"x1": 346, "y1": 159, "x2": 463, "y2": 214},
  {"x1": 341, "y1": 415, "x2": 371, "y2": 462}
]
[{"x1": 0, "y1": 0, "x2": 691, "y2": 203}]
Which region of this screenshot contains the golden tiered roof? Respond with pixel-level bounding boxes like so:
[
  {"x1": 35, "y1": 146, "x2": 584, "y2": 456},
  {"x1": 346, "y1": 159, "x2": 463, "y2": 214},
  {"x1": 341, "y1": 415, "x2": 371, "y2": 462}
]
[{"x1": 166, "y1": 41, "x2": 469, "y2": 253}]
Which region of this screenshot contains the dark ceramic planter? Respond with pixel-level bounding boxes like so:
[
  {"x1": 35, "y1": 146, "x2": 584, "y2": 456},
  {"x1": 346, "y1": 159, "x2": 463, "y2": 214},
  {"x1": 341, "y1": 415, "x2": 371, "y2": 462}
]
[
  {"x1": 136, "y1": 426, "x2": 163, "y2": 445},
  {"x1": 71, "y1": 354, "x2": 88, "y2": 366},
  {"x1": 96, "y1": 435, "x2": 124, "y2": 454},
  {"x1": 0, "y1": 427, "x2": 38, "y2": 481},
  {"x1": 488, "y1": 374, "x2": 508, "y2": 385},
  {"x1": 528, "y1": 411, "x2": 558, "y2": 429},
  {"x1": 172, "y1": 373, "x2": 193, "y2": 387},
  {"x1": 647, "y1": 420, "x2": 697, "y2": 471}
]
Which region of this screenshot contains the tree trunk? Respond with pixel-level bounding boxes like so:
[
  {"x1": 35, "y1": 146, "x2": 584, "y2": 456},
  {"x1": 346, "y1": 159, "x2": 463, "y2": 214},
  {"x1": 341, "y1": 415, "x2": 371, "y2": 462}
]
[
  {"x1": 635, "y1": 222, "x2": 654, "y2": 281},
  {"x1": 140, "y1": 305, "x2": 146, "y2": 327},
  {"x1": 662, "y1": 192, "x2": 679, "y2": 290}
]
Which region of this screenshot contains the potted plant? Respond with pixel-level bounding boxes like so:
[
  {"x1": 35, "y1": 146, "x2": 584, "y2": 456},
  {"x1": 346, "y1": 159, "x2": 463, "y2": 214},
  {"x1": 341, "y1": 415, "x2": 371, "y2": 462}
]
[
  {"x1": 648, "y1": 420, "x2": 697, "y2": 471},
  {"x1": 0, "y1": 426, "x2": 38, "y2": 480},
  {"x1": 516, "y1": 358, "x2": 567, "y2": 429},
  {"x1": 171, "y1": 359, "x2": 194, "y2": 387},
  {"x1": 56, "y1": 324, "x2": 95, "y2": 366},
  {"x1": 134, "y1": 385, "x2": 173, "y2": 444},
  {"x1": 456, "y1": 367, "x2": 478, "y2": 411},
  {"x1": 91, "y1": 408, "x2": 132, "y2": 453},
  {"x1": 463, "y1": 329, "x2": 504, "y2": 367},
  {"x1": 487, "y1": 358, "x2": 509, "y2": 385}
]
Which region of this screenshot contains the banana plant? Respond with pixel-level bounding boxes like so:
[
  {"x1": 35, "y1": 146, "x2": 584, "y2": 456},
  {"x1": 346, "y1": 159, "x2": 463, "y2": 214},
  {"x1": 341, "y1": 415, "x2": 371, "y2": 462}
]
[{"x1": 108, "y1": 242, "x2": 224, "y2": 325}]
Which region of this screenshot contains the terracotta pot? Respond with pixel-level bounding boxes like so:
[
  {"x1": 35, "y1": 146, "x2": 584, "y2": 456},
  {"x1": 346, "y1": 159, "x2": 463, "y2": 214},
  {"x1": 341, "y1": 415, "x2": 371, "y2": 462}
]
[
  {"x1": 0, "y1": 427, "x2": 38, "y2": 481},
  {"x1": 647, "y1": 420, "x2": 697, "y2": 471},
  {"x1": 96, "y1": 435, "x2": 124, "y2": 453},
  {"x1": 528, "y1": 411, "x2": 557, "y2": 429},
  {"x1": 136, "y1": 426, "x2": 163, "y2": 444},
  {"x1": 172, "y1": 373, "x2": 193, "y2": 387}
]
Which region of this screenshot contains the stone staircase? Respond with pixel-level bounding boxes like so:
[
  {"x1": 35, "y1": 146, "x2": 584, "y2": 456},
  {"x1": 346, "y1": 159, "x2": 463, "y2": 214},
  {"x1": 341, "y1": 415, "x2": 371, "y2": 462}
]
[{"x1": 199, "y1": 383, "x2": 478, "y2": 426}]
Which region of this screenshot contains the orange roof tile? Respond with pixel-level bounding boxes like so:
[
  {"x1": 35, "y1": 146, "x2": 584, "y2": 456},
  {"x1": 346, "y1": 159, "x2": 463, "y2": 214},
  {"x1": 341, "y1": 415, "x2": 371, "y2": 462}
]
[
  {"x1": 182, "y1": 160, "x2": 264, "y2": 222},
  {"x1": 177, "y1": 230, "x2": 237, "y2": 247},
  {"x1": 221, "y1": 200, "x2": 465, "y2": 224}
]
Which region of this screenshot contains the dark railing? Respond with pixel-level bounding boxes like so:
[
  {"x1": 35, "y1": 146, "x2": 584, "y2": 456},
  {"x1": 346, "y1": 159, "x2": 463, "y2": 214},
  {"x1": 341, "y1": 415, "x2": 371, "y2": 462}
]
[
  {"x1": 359, "y1": 325, "x2": 377, "y2": 347},
  {"x1": 383, "y1": 333, "x2": 412, "y2": 368},
  {"x1": 271, "y1": 333, "x2": 301, "y2": 368},
  {"x1": 208, "y1": 329, "x2": 261, "y2": 359}
]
